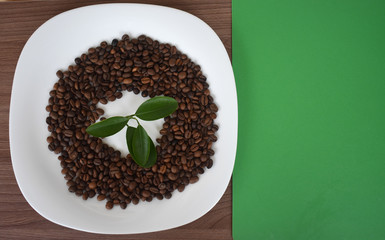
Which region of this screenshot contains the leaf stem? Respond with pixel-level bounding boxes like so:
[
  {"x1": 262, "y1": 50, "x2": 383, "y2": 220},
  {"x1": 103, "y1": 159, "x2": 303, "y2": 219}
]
[
  {"x1": 126, "y1": 116, "x2": 141, "y2": 127},
  {"x1": 133, "y1": 117, "x2": 141, "y2": 126}
]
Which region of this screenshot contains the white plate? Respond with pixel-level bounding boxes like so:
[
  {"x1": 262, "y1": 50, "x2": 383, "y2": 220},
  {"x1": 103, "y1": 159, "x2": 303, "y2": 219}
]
[{"x1": 10, "y1": 3, "x2": 237, "y2": 234}]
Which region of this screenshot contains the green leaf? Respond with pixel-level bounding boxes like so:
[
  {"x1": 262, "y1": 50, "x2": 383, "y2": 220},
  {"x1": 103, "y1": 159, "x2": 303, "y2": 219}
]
[
  {"x1": 127, "y1": 126, "x2": 157, "y2": 168},
  {"x1": 126, "y1": 126, "x2": 136, "y2": 159},
  {"x1": 86, "y1": 116, "x2": 128, "y2": 137},
  {"x1": 142, "y1": 137, "x2": 157, "y2": 168},
  {"x1": 132, "y1": 125, "x2": 151, "y2": 166},
  {"x1": 135, "y1": 96, "x2": 178, "y2": 121}
]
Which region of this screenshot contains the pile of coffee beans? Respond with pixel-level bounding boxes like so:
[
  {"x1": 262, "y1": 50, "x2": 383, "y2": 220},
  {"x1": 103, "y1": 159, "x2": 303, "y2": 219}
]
[{"x1": 46, "y1": 34, "x2": 218, "y2": 209}]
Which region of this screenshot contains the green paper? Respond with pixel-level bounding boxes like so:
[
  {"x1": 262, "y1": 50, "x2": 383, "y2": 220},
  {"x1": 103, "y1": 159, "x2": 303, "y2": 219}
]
[{"x1": 233, "y1": 0, "x2": 385, "y2": 239}]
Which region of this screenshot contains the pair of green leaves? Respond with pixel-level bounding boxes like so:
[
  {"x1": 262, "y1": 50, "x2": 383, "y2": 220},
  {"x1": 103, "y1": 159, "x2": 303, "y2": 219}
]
[{"x1": 86, "y1": 96, "x2": 178, "y2": 168}]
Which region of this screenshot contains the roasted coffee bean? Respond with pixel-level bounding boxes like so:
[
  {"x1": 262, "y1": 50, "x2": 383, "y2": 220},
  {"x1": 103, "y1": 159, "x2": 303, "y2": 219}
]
[
  {"x1": 200, "y1": 95, "x2": 208, "y2": 106},
  {"x1": 56, "y1": 70, "x2": 63, "y2": 79},
  {"x1": 165, "y1": 192, "x2": 172, "y2": 199},
  {"x1": 142, "y1": 190, "x2": 151, "y2": 198},
  {"x1": 168, "y1": 173, "x2": 177, "y2": 181},
  {"x1": 82, "y1": 192, "x2": 89, "y2": 200},
  {"x1": 89, "y1": 191, "x2": 96, "y2": 198},
  {"x1": 97, "y1": 194, "x2": 106, "y2": 201},
  {"x1": 63, "y1": 130, "x2": 73, "y2": 137},
  {"x1": 46, "y1": 136, "x2": 54, "y2": 144},
  {"x1": 190, "y1": 144, "x2": 199, "y2": 152},
  {"x1": 171, "y1": 166, "x2": 178, "y2": 173},
  {"x1": 178, "y1": 72, "x2": 186, "y2": 80},
  {"x1": 112, "y1": 39, "x2": 118, "y2": 47},
  {"x1": 106, "y1": 201, "x2": 113, "y2": 209},
  {"x1": 89, "y1": 182, "x2": 97, "y2": 190},
  {"x1": 68, "y1": 186, "x2": 76, "y2": 193},
  {"x1": 132, "y1": 198, "x2": 139, "y2": 205},
  {"x1": 150, "y1": 187, "x2": 159, "y2": 193},
  {"x1": 190, "y1": 176, "x2": 199, "y2": 184},
  {"x1": 141, "y1": 77, "x2": 151, "y2": 84},
  {"x1": 128, "y1": 181, "x2": 137, "y2": 191},
  {"x1": 46, "y1": 34, "x2": 218, "y2": 209},
  {"x1": 169, "y1": 58, "x2": 176, "y2": 66},
  {"x1": 158, "y1": 183, "x2": 166, "y2": 190},
  {"x1": 177, "y1": 184, "x2": 185, "y2": 192},
  {"x1": 159, "y1": 165, "x2": 167, "y2": 174},
  {"x1": 120, "y1": 202, "x2": 127, "y2": 209},
  {"x1": 181, "y1": 156, "x2": 187, "y2": 164},
  {"x1": 207, "y1": 159, "x2": 214, "y2": 169}
]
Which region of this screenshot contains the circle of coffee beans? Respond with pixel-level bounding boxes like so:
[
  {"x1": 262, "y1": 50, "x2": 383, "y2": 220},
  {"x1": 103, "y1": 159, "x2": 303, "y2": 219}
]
[{"x1": 46, "y1": 34, "x2": 218, "y2": 209}]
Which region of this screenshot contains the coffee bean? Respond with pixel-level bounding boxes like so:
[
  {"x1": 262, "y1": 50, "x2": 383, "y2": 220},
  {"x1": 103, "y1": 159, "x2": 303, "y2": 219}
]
[
  {"x1": 190, "y1": 144, "x2": 199, "y2": 152},
  {"x1": 168, "y1": 173, "x2": 177, "y2": 181},
  {"x1": 182, "y1": 87, "x2": 190, "y2": 93},
  {"x1": 56, "y1": 70, "x2": 63, "y2": 78},
  {"x1": 181, "y1": 156, "x2": 187, "y2": 164},
  {"x1": 178, "y1": 72, "x2": 186, "y2": 80},
  {"x1": 63, "y1": 130, "x2": 73, "y2": 138},
  {"x1": 169, "y1": 58, "x2": 176, "y2": 66},
  {"x1": 177, "y1": 185, "x2": 185, "y2": 192},
  {"x1": 106, "y1": 201, "x2": 113, "y2": 209},
  {"x1": 159, "y1": 165, "x2": 167, "y2": 174},
  {"x1": 110, "y1": 191, "x2": 119, "y2": 199},
  {"x1": 89, "y1": 182, "x2": 97, "y2": 190},
  {"x1": 75, "y1": 131, "x2": 83, "y2": 140},
  {"x1": 165, "y1": 192, "x2": 172, "y2": 199},
  {"x1": 200, "y1": 155, "x2": 208, "y2": 162},
  {"x1": 210, "y1": 103, "x2": 218, "y2": 112},
  {"x1": 47, "y1": 136, "x2": 53, "y2": 144},
  {"x1": 190, "y1": 112, "x2": 198, "y2": 121},
  {"x1": 120, "y1": 186, "x2": 129, "y2": 197},
  {"x1": 128, "y1": 181, "x2": 137, "y2": 191},
  {"x1": 96, "y1": 108, "x2": 104, "y2": 115},
  {"x1": 207, "y1": 159, "x2": 213, "y2": 169},
  {"x1": 66, "y1": 180, "x2": 75, "y2": 187},
  {"x1": 142, "y1": 190, "x2": 151, "y2": 198},
  {"x1": 85, "y1": 66, "x2": 94, "y2": 73},
  {"x1": 58, "y1": 86, "x2": 66, "y2": 93},
  {"x1": 120, "y1": 202, "x2": 127, "y2": 209},
  {"x1": 158, "y1": 183, "x2": 166, "y2": 190},
  {"x1": 97, "y1": 194, "x2": 106, "y2": 201},
  {"x1": 190, "y1": 176, "x2": 199, "y2": 184},
  {"x1": 82, "y1": 193, "x2": 89, "y2": 200},
  {"x1": 200, "y1": 95, "x2": 208, "y2": 106},
  {"x1": 50, "y1": 112, "x2": 58, "y2": 120},
  {"x1": 113, "y1": 63, "x2": 120, "y2": 69},
  {"x1": 184, "y1": 131, "x2": 191, "y2": 139},
  {"x1": 150, "y1": 187, "x2": 159, "y2": 193},
  {"x1": 112, "y1": 39, "x2": 118, "y2": 47},
  {"x1": 171, "y1": 166, "x2": 178, "y2": 173},
  {"x1": 68, "y1": 186, "x2": 76, "y2": 192},
  {"x1": 89, "y1": 191, "x2": 96, "y2": 198},
  {"x1": 154, "y1": 194, "x2": 163, "y2": 200},
  {"x1": 67, "y1": 111, "x2": 75, "y2": 117},
  {"x1": 194, "y1": 151, "x2": 202, "y2": 158},
  {"x1": 141, "y1": 77, "x2": 151, "y2": 84},
  {"x1": 69, "y1": 151, "x2": 78, "y2": 160}
]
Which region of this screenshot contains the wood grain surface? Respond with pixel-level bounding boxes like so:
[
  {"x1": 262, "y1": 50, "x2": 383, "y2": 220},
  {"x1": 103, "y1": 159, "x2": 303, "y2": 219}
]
[{"x1": 0, "y1": 1, "x2": 232, "y2": 239}]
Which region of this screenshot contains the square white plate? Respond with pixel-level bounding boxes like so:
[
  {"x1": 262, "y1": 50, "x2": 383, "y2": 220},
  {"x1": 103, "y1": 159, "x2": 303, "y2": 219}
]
[{"x1": 10, "y1": 3, "x2": 237, "y2": 234}]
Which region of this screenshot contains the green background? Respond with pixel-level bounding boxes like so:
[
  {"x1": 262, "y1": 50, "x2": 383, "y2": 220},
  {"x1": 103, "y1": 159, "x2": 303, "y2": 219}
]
[{"x1": 232, "y1": 0, "x2": 385, "y2": 239}]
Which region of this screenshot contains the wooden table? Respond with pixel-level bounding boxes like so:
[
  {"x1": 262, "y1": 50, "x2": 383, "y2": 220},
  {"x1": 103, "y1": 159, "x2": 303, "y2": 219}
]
[{"x1": 0, "y1": 0, "x2": 232, "y2": 239}]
